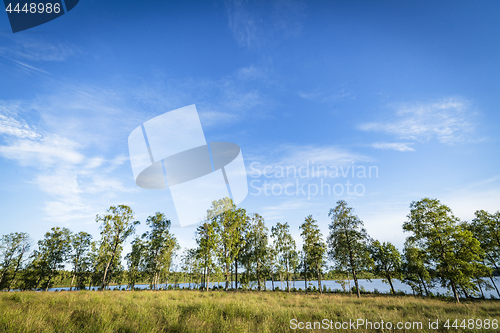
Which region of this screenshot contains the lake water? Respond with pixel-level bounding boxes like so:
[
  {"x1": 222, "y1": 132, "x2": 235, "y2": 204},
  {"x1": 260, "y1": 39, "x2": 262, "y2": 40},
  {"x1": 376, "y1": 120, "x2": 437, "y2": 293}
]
[{"x1": 47, "y1": 277, "x2": 500, "y2": 299}]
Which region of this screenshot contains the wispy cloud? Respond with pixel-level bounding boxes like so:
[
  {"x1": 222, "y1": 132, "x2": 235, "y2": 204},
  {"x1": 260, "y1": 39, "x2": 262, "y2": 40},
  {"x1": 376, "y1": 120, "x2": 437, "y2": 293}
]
[
  {"x1": 0, "y1": 35, "x2": 78, "y2": 62},
  {"x1": 298, "y1": 88, "x2": 353, "y2": 104},
  {"x1": 247, "y1": 144, "x2": 371, "y2": 179},
  {"x1": 131, "y1": 67, "x2": 270, "y2": 128},
  {"x1": 0, "y1": 101, "x2": 136, "y2": 223},
  {"x1": 371, "y1": 142, "x2": 415, "y2": 152},
  {"x1": 360, "y1": 97, "x2": 477, "y2": 144},
  {"x1": 225, "y1": 0, "x2": 306, "y2": 48},
  {"x1": 0, "y1": 107, "x2": 40, "y2": 140}
]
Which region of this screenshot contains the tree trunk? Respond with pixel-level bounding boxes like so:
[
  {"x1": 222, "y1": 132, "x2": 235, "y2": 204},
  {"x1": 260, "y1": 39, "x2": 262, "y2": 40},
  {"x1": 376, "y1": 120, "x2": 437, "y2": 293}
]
[
  {"x1": 418, "y1": 274, "x2": 429, "y2": 296},
  {"x1": 257, "y1": 260, "x2": 261, "y2": 291},
  {"x1": 352, "y1": 268, "x2": 360, "y2": 298},
  {"x1": 7, "y1": 256, "x2": 23, "y2": 291},
  {"x1": 286, "y1": 258, "x2": 290, "y2": 292},
  {"x1": 70, "y1": 273, "x2": 76, "y2": 291},
  {"x1": 101, "y1": 256, "x2": 113, "y2": 290},
  {"x1": 478, "y1": 280, "x2": 485, "y2": 298},
  {"x1": 387, "y1": 274, "x2": 395, "y2": 294},
  {"x1": 489, "y1": 275, "x2": 500, "y2": 297},
  {"x1": 347, "y1": 270, "x2": 351, "y2": 295},
  {"x1": 450, "y1": 279, "x2": 460, "y2": 303},
  {"x1": 207, "y1": 268, "x2": 210, "y2": 292},
  {"x1": 304, "y1": 259, "x2": 308, "y2": 294},
  {"x1": 203, "y1": 266, "x2": 206, "y2": 291},
  {"x1": 235, "y1": 259, "x2": 238, "y2": 292},
  {"x1": 317, "y1": 260, "x2": 322, "y2": 294},
  {"x1": 45, "y1": 269, "x2": 55, "y2": 292}
]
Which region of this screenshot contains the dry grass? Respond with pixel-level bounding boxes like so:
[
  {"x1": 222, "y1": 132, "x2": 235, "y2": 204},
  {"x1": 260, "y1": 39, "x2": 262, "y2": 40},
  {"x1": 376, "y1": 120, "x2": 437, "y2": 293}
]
[{"x1": 1, "y1": 290, "x2": 500, "y2": 332}]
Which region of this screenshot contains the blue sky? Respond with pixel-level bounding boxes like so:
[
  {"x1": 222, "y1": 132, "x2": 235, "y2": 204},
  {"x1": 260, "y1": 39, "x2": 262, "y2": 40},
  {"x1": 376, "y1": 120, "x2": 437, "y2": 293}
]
[{"x1": 1, "y1": 0, "x2": 499, "y2": 256}]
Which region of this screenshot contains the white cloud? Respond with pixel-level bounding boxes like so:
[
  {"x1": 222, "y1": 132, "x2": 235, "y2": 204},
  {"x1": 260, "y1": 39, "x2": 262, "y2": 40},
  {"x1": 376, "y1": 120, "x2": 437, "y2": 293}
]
[
  {"x1": 371, "y1": 142, "x2": 415, "y2": 152},
  {"x1": 0, "y1": 36, "x2": 78, "y2": 62},
  {"x1": 277, "y1": 145, "x2": 371, "y2": 166},
  {"x1": 0, "y1": 102, "x2": 136, "y2": 223},
  {"x1": 0, "y1": 134, "x2": 84, "y2": 166},
  {"x1": 131, "y1": 67, "x2": 270, "y2": 128},
  {"x1": 225, "y1": 0, "x2": 306, "y2": 48},
  {"x1": 0, "y1": 113, "x2": 40, "y2": 140},
  {"x1": 247, "y1": 144, "x2": 371, "y2": 179},
  {"x1": 298, "y1": 88, "x2": 353, "y2": 104},
  {"x1": 360, "y1": 97, "x2": 476, "y2": 144}
]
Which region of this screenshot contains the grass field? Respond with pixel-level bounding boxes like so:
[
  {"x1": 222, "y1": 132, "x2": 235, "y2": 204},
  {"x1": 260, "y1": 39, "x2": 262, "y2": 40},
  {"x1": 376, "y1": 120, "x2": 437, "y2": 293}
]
[{"x1": 1, "y1": 290, "x2": 500, "y2": 332}]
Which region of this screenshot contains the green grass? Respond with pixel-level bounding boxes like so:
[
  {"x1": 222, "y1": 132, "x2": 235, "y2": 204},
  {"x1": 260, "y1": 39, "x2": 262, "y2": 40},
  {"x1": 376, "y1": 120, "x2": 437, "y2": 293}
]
[{"x1": 1, "y1": 290, "x2": 500, "y2": 332}]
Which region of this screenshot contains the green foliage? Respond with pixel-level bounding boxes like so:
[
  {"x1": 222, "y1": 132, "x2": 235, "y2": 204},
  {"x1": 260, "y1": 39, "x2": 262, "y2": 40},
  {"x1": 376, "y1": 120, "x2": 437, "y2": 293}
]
[
  {"x1": 403, "y1": 198, "x2": 488, "y2": 303},
  {"x1": 300, "y1": 215, "x2": 327, "y2": 294},
  {"x1": 402, "y1": 240, "x2": 433, "y2": 296},
  {"x1": 0, "y1": 232, "x2": 30, "y2": 291},
  {"x1": 69, "y1": 232, "x2": 92, "y2": 291},
  {"x1": 327, "y1": 200, "x2": 372, "y2": 298},
  {"x1": 271, "y1": 222, "x2": 297, "y2": 292},
  {"x1": 95, "y1": 205, "x2": 139, "y2": 289},
  {"x1": 370, "y1": 240, "x2": 402, "y2": 294},
  {"x1": 36, "y1": 227, "x2": 72, "y2": 291},
  {"x1": 241, "y1": 213, "x2": 268, "y2": 291},
  {"x1": 141, "y1": 212, "x2": 179, "y2": 290},
  {"x1": 210, "y1": 197, "x2": 247, "y2": 291}
]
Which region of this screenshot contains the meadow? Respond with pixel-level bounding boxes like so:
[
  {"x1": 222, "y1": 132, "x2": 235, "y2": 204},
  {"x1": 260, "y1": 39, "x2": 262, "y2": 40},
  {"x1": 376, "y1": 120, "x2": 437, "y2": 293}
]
[{"x1": 1, "y1": 290, "x2": 500, "y2": 332}]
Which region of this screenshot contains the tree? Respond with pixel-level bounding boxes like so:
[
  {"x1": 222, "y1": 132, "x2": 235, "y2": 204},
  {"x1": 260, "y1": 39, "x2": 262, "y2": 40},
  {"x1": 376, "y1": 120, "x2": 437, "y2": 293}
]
[
  {"x1": 37, "y1": 227, "x2": 72, "y2": 291},
  {"x1": 266, "y1": 245, "x2": 278, "y2": 291},
  {"x1": 125, "y1": 237, "x2": 145, "y2": 290},
  {"x1": 210, "y1": 197, "x2": 247, "y2": 291},
  {"x1": 271, "y1": 222, "x2": 297, "y2": 292},
  {"x1": 402, "y1": 240, "x2": 432, "y2": 296},
  {"x1": 96, "y1": 205, "x2": 139, "y2": 289},
  {"x1": 181, "y1": 248, "x2": 197, "y2": 289},
  {"x1": 300, "y1": 215, "x2": 326, "y2": 294},
  {"x1": 403, "y1": 198, "x2": 486, "y2": 303},
  {"x1": 233, "y1": 211, "x2": 249, "y2": 292},
  {"x1": 0, "y1": 232, "x2": 30, "y2": 291},
  {"x1": 69, "y1": 232, "x2": 92, "y2": 291},
  {"x1": 196, "y1": 220, "x2": 219, "y2": 291},
  {"x1": 142, "y1": 212, "x2": 178, "y2": 290},
  {"x1": 327, "y1": 200, "x2": 372, "y2": 298},
  {"x1": 468, "y1": 210, "x2": 500, "y2": 297},
  {"x1": 242, "y1": 213, "x2": 268, "y2": 291},
  {"x1": 370, "y1": 240, "x2": 402, "y2": 294}
]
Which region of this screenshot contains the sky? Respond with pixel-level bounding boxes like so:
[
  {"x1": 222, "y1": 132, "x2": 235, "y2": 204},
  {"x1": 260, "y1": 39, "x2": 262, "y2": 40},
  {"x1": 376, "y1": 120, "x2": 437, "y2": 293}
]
[{"x1": 1, "y1": 0, "x2": 499, "y2": 260}]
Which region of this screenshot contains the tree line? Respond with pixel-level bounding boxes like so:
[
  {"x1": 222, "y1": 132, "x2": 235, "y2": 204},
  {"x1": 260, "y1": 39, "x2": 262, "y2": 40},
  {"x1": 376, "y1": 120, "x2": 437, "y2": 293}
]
[{"x1": 1, "y1": 198, "x2": 499, "y2": 303}]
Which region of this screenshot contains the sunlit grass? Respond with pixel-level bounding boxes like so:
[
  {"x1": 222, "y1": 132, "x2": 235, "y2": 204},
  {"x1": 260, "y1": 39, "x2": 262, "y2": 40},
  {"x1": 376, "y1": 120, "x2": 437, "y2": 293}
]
[{"x1": 1, "y1": 290, "x2": 500, "y2": 332}]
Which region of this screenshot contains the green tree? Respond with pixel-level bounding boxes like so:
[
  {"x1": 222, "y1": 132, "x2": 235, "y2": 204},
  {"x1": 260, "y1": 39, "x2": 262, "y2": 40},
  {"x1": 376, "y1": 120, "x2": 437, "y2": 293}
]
[
  {"x1": 468, "y1": 210, "x2": 500, "y2": 297},
  {"x1": 402, "y1": 240, "x2": 432, "y2": 296},
  {"x1": 142, "y1": 212, "x2": 178, "y2": 290},
  {"x1": 196, "y1": 220, "x2": 219, "y2": 291},
  {"x1": 233, "y1": 211, "x2": 249, "y2": 292},
  {"x1": 242, "y1": 213, "x2": 268, "y2": 291},
  {"x1": 0, "y1": 232, "x2": 30, "y2": 291},
  {"x1": 96, "y1": 205, "x2": 139, "y2": 290},
  {"x1": 37, "y1": 227, "x2": 72, "y2": 291},
  {"x1": 69, "y1": 231, "x2": 92, "y2": 291},
  {"x1": 210, "y1": 197, "x2": 247, "y2": 291},
  {"x1": 327, "y1": 200, "x2": 372, "y2": 298},
  {"x1": 266, "y1": 245, "x2": 278, "y2": 291},
  {"x1": 125, "y1": 237, "x2": 145, "y2": 290},
  {"x1": 271, "y1": 222, "x2": 297, "y2": 292},
  {"x1": 370, "y1": 240, "x2": 402, "y2": 294},
  {"x1": 403, "y1": 198, "x2": 486, "y2": 303},
  {"x1": 181, "y1": 248, "x2": 198, "y2": 289},
  {"x1": 300, "y1": 215, "x2": 327, "y2": 294}
]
